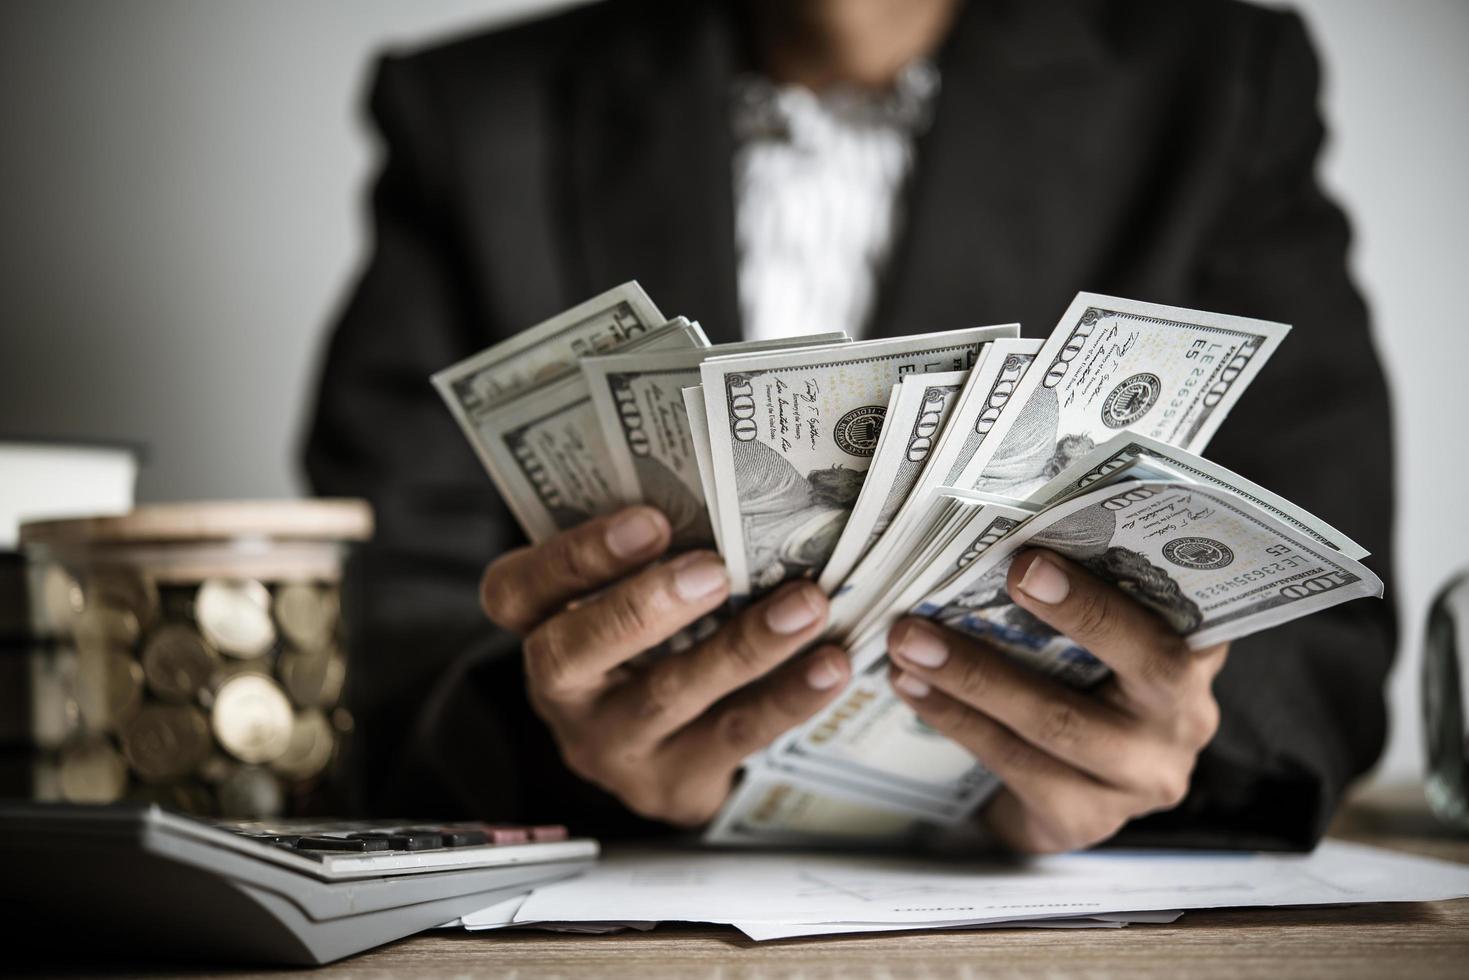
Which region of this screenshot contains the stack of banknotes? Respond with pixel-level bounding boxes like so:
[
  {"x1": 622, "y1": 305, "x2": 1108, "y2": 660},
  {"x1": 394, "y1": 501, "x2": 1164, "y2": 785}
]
[{"x1": 434, "y1": 282, "x2": 1381, "y2": 846}]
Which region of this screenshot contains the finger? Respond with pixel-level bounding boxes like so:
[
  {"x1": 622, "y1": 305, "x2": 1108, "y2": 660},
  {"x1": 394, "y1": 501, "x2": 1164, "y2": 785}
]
[
  {"x1": 604, "y1": 580, "x2": 833, "y2": 742},
  {"x1": 890, "y1": 672, "x2": 1132, "y2": 852},
  {"x1": 889, "y1": 618, "x2": 1169, "y2": 789},
  {"x1": 1006, "y1": 549, "x2": 1220, "y2": 705},
  {"x1": 523, "y1": 550, "x2": 729, "y2": 702},
  {"x1": 664, "y1": 645, "x2": 851, "y2": 786},
  {"x1": 481, "y1": 506, "x2": 671, "y2": 633}
]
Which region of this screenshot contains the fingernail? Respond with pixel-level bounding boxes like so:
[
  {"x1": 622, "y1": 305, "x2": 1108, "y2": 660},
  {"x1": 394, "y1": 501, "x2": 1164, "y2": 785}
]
[
  {"x1": 894, "y1": 672, "x2": 930, "y2": 698},
  {"x1": 894, "y1": 622, "x2": 948, "y2": 668},
  {"x1": 806, "y1": 656, "x2": 844, "y2": 691},
  {"x1": 606, "y1": 509, "x2": 663, "y2": 558},
  {"x1": 1017, "y1": 555, "x2": 1070, "y2": 605},
  {"x1": 765, "y1": 586, "x2": 823, "y2": 635},
  {"x1": 673, "y1": 556, "x2": 728, "y2": 601}
]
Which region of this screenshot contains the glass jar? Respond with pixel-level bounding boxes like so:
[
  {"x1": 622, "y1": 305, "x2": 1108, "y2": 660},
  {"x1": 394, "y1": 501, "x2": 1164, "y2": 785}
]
[
  {"x1": 15, "y1": 500, "x2": 372, "y2": 818},
  {"x1": 1424, "y1": 570, "x2": 1469, "y2": 832}
]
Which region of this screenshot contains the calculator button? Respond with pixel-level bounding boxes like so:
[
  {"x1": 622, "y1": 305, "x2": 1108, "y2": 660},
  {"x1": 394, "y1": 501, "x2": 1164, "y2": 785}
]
[
  {"x1": 239, "y1": 833, "x2": 302, "y2": 847},
  {"x1": 348, "y1": 832, "x2": 443, "y2": 851},
  {"x1": 480, "y1": 825, "x2": 530, "y2": 844},
  {"x1": 295, "y1": 836, "x2": 389, "y2": 852}
]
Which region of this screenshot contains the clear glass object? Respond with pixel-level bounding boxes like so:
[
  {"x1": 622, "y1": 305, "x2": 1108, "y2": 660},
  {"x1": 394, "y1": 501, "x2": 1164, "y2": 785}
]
[
  {"x1": 16, "y1": 500, "x2": 371, "y2": 818},
  {"x1": 1423, "y1": 570, "x2": 1469, "y2": 831}
]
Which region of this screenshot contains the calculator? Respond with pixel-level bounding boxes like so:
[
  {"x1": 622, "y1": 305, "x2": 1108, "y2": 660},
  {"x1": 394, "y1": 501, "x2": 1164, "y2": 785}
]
[{"x1": 0, "y1": 802, "x2": 598, "y2": 965}]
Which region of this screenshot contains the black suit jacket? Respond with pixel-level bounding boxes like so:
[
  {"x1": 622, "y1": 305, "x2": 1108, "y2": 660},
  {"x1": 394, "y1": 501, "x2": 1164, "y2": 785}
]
[{"x1": 305, "y1": 0, "x2": 1396, "y2": 849}]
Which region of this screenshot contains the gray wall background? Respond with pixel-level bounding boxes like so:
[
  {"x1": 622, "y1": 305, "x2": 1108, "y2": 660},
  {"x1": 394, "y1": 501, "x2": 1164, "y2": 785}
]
[{"x1": 1, "y1": 0, "x2": 1465, "y2": 782}]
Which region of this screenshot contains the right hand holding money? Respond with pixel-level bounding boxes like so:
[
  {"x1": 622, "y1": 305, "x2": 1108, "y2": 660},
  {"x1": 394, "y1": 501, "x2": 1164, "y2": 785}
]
[
  {"x1": 479, "y1": 505, "x2": 851, "y2": 826},
  {"x1": 888, "y1": 550, "x2": 1228, "y2": 853}
]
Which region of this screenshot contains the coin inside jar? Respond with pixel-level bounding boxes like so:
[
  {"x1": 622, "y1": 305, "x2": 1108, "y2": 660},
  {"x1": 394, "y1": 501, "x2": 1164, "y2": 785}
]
[
  {"x1": 270, "y1": 709, "x2": 336, "y2": 782},
  {"x1": 211, "y1": 673, "x2": 294, "y2": 764},
  {"x1": 197, "y1": 752, "x2": 234, "y2": 785},
  {"x1": 72, "y1": 605, "x2": 141, "y2": 657},
  {"x1": 58, "y1": 736, "x2": 129, "y2": 803},
  {"x1": 195, "y1": 579, "x2": 276, "y2": 658},
  {"x1": 76, "y1": 648, "x2": 145, "y2": 732},
  {"x1": 277, "y1": 646, "x2": 346, "y2": 709},
  {"x1": 217, "y1": 766, "x2": 284, "y2": 818},
  {"x1": 141, "y1": 623, "x2": 221, "y2": 703},
  {"x1": 85, "y1": 566, "x2": 160, "y2": 628},
  {"x1": 273, "y1": 582, "x2": 338, "y2": 652},
  {"x1": 37, "y1": 564, "x2": 84, "y2": 636},
  {"x1": 26, "y1": 647, "x2": 82, "y2": 749},
  {"x1": 120, "y1": 704, "x2": 212, "y2": 783}
]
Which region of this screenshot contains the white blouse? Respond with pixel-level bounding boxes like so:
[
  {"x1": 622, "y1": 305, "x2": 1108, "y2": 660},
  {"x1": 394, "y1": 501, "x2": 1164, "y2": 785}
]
[{"x1": 730, "y1": 62, "x2": 940, "y2": 342}]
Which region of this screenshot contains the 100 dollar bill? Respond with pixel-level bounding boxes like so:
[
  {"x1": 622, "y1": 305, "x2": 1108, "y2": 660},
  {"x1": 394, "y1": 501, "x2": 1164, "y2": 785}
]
[
  {"x1": 705, "y1": 766, "x2": 927, "y2": 846},
  {"x1": 818, "y1": 370, "x2": 971, "y2": 594},
  {"x1": 928, "y1": 337, "x2": 1045, "y2": 490},
  {"x1": 700, "y1": 325, "x2": 1018, "y2": 599},
  {"x1": 763, "y1": 665, "x2": 999, "y2": 821},
  {"x1": 466, "y1": 322, "x2": 706, "y2": 541},
  {"x1": 916, "y1": 479, "x2": 1383, "y2": 684},
  {"x1": 580, "y1": 333, "x2": 849, "y2": 550},
  {"x1": 822, "y1": 339, "x2": 1041, "y2": 633},
  {"x1": 433, "y1": 281, "x2": 666, "y2": 423},
  {"x1": 1029, "y1": 432, "x2": 1369, "y2": 559},
  {"x1": 954, "y1": 294, "x2": 1289, "y2": 499}
]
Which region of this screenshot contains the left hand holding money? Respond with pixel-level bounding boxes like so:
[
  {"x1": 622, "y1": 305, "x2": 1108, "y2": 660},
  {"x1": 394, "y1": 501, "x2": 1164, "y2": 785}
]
[{"x1": 887, "y1": 549, "x2": 1229, "y2": 853}]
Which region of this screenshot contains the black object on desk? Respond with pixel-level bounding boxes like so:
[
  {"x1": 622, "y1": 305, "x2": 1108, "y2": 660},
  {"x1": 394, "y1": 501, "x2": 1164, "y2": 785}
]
[{"x1": 0, "y1": 802, "x2": 598, "y2": 965}]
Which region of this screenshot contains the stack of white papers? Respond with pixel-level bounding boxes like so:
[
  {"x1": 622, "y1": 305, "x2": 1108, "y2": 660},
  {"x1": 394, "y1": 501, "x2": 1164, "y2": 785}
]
[{"x1": 458, "y1": 841, "x2": 1469, "y2": 942}]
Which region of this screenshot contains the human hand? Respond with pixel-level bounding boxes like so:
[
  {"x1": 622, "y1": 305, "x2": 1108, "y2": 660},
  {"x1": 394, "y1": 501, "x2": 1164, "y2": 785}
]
[
  {"x1": 480, "y1": 505, "x2": 850, "y2": 825},
  {"x1": 887, "y1": 549, "x2": 1228, "y2": 853}
]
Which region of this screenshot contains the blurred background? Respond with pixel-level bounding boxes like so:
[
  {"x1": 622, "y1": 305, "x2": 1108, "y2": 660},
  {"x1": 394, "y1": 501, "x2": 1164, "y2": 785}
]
[{"x1": 0, "y1": 0, "x2": 1465, "y2": 784}]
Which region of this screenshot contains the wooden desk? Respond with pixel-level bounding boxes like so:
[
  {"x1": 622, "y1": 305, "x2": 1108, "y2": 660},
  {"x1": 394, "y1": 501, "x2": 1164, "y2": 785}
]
[{"x1": 20, "y1": 786, "x2": 1469, "y2": 979}]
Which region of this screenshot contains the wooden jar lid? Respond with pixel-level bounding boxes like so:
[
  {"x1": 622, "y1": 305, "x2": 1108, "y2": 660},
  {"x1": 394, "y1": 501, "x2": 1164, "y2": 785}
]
[{"x1": 19, "y1": 499, "x2": 374, "y2": 546}]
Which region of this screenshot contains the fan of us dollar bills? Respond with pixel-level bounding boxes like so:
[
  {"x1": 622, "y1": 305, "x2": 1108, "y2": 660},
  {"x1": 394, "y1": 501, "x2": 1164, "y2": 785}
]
[{"x1": 434, "y1": 282, "x2": 1381, "y2": 847}]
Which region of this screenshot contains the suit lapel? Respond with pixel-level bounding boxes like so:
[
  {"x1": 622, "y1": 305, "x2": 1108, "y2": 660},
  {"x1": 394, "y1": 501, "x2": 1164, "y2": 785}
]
[
  {"x1": 561, "y1": 1, "x2": 743, "y2": 345},
  {"x1": 872, "y1": 0, "x2": 1120, "y2": 340}
]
